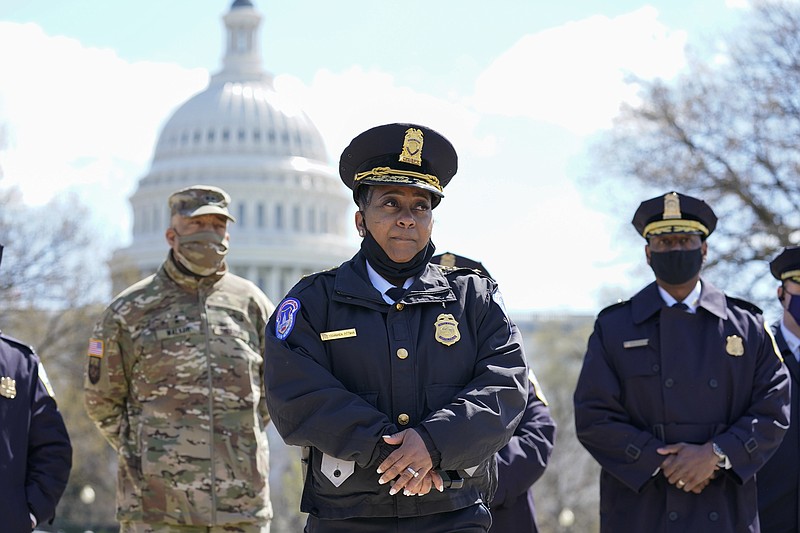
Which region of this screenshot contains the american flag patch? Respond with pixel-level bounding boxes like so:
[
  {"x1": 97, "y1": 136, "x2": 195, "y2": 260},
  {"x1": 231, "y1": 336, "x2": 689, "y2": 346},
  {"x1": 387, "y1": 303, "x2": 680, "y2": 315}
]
[{"x1": 87, "y1": 338, "x2": 104, "y2": 358}]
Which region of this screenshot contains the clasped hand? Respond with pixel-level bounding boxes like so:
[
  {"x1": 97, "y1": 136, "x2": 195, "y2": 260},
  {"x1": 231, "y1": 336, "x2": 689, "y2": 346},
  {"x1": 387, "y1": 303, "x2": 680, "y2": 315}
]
[
  {"x1": 657, "y1": 441, "x2": 719, "y2": 494},
  {"x1": 377, "y1": 429, "x2": 444, "y2": 496}
]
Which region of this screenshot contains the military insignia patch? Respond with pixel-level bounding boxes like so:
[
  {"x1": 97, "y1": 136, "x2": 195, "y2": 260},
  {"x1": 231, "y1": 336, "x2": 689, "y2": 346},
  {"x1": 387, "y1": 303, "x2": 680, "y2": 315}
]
[
  {"x1": 87, "y1": 338, "x2": 104, "y2": 358},
  {"x1": 88, "y1": 356, "x2": 102, "y2": 385},
  {"x1": 87, "y1": 338, "x2": 104, "y2": 385},
  {"x1": 726, "y1": 335, "x2": 744, "y2": 356},
  {"x1": 434, "y1": 313, "x2": 460, "y2": 346},
  {"x1": 0, "y1": 376, "x2": 16, "y2": 399},
  {"x1": 276, "y1": 298, "x2": 301, "y2": 340}
]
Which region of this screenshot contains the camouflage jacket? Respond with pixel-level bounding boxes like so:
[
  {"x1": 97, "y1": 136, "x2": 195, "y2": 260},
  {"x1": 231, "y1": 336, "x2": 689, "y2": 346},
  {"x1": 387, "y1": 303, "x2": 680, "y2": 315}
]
[{"x1": 84, "y1": 253, "x2": 274, "y2": 526}]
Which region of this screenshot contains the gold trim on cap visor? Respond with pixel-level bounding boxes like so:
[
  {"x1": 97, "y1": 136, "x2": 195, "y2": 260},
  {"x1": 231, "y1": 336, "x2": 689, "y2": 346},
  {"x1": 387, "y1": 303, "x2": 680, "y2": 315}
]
[
  {"x1": 354, "y1": 166, "x2": 442, "y2": 192},
  {"x1": 780, "y1": 269, "x2": 800, "y2": 282},
  {"x1": 643, "y1": 219, "x2": 709, "y2": 238}
]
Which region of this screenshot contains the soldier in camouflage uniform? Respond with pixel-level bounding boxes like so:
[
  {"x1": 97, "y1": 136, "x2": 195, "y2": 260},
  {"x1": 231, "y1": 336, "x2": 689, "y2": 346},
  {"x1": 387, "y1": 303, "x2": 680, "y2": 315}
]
[{"x1": 84, "y1": 185, "x2": 275, "y2": 533}]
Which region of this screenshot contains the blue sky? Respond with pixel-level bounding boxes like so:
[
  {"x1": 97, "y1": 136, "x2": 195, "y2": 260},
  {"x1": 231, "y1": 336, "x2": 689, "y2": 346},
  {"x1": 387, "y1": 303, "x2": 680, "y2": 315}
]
[{"x1": 0, "y1": 0, "x2": 751, "y2": 313}]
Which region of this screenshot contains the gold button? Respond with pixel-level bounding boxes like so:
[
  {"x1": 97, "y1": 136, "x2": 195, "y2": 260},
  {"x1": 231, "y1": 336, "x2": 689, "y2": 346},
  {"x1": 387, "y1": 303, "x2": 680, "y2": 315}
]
[
  {"x1": 397, "y1": 348, "x2": 408, "y2": 359},
  {"x1": 397, "y1": 413, "x2": 410, "y2": 425},
  {"x1": 395, "y1": 303, "x2": 405, "y2": 311}
]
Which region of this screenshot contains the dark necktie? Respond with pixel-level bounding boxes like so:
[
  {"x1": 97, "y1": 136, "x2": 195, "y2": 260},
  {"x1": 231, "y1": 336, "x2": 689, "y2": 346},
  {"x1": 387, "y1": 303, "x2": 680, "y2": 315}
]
[
  {"x1": 672, "y1": 302, "x2": 689, "y2": 311},
  {"x1": 386, "y1": 286, "x2": 406, "y2": 302}
]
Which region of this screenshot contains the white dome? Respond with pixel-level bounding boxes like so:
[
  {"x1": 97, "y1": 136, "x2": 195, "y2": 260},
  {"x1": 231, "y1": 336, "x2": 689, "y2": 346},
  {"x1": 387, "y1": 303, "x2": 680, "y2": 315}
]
[
  {"x1": 110, "y1": 0, "x2": 354, "y2": 301},
  {"x1": 152, "y1": 79, "x2": 328, "y2": 164}
]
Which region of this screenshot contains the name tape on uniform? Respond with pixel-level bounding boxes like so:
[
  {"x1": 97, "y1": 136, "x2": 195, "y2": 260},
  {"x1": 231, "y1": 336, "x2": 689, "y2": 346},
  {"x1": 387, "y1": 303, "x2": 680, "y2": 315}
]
[{"x1": 320, "y1": 329, "x2": 357, "y2": 341}]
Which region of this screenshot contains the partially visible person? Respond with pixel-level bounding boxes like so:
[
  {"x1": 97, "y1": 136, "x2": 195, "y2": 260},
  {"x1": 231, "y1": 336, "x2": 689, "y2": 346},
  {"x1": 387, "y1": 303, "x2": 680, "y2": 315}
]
[
  {"x1": 432, "y1": 252, "x2": 556, "y2": 533},
  {"x1": 0, "y1": 244, "x2": 72, "y2": 532},
  {"x1": 264, "y1": 123, "x2": 528, "y2": 532},
  {"x1": 759, "y1": 246, "x2": 800, "y2": 532},
  {"x1": 84, "y1": 185, "x2": 274, "y2": 533},
  {"x1": 574, "y1": 191, "x2": 790, "y2": 532}
]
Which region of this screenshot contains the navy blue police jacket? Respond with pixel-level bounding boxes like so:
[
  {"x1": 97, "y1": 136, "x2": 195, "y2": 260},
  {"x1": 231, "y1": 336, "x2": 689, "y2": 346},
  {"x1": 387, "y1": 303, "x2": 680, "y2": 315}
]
[
  {"x1": 0, "y1": 332, "x2": 72, "y2": 532},
  {"x1": 574, "y1": 280, "x2": 789, "y2": 533},
  {"x1": 264, "y1": 251, "x2": 528, "y2": 520},
  {"x1": 489, "y1": 377, "x2": 556, "y2": 533},
  {"x1": 757, "y1": 322, "x2": 800, "y2": 533}
]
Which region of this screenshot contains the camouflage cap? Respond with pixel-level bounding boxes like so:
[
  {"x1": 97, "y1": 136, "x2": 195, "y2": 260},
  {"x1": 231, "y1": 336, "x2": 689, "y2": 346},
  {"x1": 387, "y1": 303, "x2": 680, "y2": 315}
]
[{"x1": 168, "y1": 185, "x2": 236, "y2": 222}]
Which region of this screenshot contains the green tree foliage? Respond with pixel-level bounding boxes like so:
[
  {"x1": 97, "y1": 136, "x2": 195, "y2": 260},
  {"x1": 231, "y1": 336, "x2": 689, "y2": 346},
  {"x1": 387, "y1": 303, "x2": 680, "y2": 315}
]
[{"x1": 591, "y1": 0, "x2": 800, "y2": 305}]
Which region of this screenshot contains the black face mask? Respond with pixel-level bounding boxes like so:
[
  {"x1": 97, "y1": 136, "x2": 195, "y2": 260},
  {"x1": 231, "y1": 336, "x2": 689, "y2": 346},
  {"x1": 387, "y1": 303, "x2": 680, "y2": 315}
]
[
  {"x1": 786, "y1": 292, "x2": 800, "y2": 326},
  {"x1": 360, "y1": 231, "x2": 435, "y2": 282},
  {"x1": 649, "y1": 248, "x2": 703, "y2": 285}
]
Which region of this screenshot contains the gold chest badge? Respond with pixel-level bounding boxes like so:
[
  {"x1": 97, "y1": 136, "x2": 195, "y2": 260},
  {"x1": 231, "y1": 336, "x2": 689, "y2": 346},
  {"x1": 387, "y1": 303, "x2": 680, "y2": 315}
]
[
  {"x1": 726, "y1": 335, "x2": 744, "y2": 356},
  {"x1": 434, "y1": 314, "x2": 460, "y2": 346},
  {"x1": 0, "y1": 376, "x2": 17, "y2": 399}
]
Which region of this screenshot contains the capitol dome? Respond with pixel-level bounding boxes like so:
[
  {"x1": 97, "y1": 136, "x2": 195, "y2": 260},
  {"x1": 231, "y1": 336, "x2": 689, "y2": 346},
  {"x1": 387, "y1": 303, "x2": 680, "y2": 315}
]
[{"x1": 109, "y1": 0, "x2": 354, "y2": 301}]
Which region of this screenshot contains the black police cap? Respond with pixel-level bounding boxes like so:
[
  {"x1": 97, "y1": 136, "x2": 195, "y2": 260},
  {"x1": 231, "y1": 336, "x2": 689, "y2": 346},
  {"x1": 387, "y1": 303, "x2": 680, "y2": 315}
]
[
  {"x1": 431, "y1": 252, "x2": 492, "y2": 279},
  {"x1": 632, "y1": 191, "x2": 717, "y2": 239},
  {"x1": 339, "y1": 123, "x2": 457, "y2": 207},
  {"x1": 770, "y1": 246, "x2": 800, "y2": 282}
]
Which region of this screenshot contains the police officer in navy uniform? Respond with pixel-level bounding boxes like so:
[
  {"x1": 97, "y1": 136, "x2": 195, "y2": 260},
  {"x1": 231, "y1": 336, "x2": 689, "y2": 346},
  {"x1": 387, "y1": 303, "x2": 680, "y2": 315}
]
[
  {"x1": 0, "y1": 247, "x2": 72, "y2": 532},
  {"x1": 263, "y1": 123, "x2": 528, "y2": 532},
  {"x1": 431, "y1": 253, "x2": 556, "y2": 533},
  {"x1": 574, "y1": 192, "x2": 789, "y2": 532},
  {"x1": 758, "y1": 246, "x2": 800, "y2": 532}
]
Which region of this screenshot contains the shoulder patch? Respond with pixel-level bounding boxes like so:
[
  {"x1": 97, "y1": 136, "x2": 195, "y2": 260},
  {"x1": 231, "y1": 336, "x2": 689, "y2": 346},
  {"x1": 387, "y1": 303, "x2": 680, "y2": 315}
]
[
  {"x1": 727, "y1": 296, "x2": 763, "y2": 315},
  {"x1": 598, "y1": 299, "x2": 630, "y2": 317},
  {"x1": 275, "y1": 297, "x2": 301, "y2": 340}
]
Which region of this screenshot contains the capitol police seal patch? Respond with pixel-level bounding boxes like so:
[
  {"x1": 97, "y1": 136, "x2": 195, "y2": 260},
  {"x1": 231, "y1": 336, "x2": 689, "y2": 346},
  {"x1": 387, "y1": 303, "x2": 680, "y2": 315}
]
[{"x1": 276, "y1": 298, "x2": 301, "y2": 340}]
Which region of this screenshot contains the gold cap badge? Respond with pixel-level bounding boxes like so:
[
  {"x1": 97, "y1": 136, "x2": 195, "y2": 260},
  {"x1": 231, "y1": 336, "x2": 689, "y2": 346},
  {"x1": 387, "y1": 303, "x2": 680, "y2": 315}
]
[
  {"x1": 0, "y1": 376, "x2": 16, "y2": 399},
  {"x1": 399, "y1": 128, "x2": 424, "y2": 166},
  {"x1": 434, "y1": 313, "x2": 461, "y2": 346},
  {"x1": 663, "y1": 192, "x2": 681, "y2": 220},
  {"x1": 726, "y1": 335, "x2": 744, "y2": 357}
]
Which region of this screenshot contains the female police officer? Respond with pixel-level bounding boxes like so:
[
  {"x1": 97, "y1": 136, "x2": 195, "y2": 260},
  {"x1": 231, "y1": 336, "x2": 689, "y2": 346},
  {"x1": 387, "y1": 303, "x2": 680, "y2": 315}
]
[{"x1": 263, "y1": 123, "x2": 528, "y2": 532}]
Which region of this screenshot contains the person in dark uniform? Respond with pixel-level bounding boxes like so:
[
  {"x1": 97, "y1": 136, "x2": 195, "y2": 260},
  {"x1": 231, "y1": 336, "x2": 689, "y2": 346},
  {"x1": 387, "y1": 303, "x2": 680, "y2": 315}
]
[
  {"x1": 431, "y1": 252, "x2": 556, "y2": 533},
  {"x1": 573, "y1": 191, "x2": 789, "y2": 532},
  {"x1": 263, "y1": 123, "x2": 528, "y2": 533},
  {"x1": 0, "y1": 246, "x2": 72, "y2": 532},
  {"x1": 758, "y1": 246, "x2": 800, "y2": 532}
]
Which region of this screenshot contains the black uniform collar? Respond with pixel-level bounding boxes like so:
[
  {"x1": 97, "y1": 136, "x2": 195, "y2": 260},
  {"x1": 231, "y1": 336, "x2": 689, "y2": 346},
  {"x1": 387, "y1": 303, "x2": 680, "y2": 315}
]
[
  {"x1": 772, "y1": 323, "x2": 800, "y2": 383},
  {"x1": 631, "y1": 278, "x2": 727, "y2": 324},
  {"x1": 333, "y1": 251, "x2": 456, "y2": 307}
]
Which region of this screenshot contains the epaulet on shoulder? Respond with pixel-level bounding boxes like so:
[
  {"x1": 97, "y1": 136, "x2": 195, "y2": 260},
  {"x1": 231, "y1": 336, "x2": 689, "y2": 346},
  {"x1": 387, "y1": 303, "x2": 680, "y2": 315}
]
[
  {"x1": 293, "y1": 265, "x2": 339, "y2": 290},
  {"x1": 434, "y1": 264, "x2": 492, "y2": 279},
  {"x1": 0, "y1": 332, "x2": 35, "y2": 355},
  {"x1": 727, "y1": 295, "x2": 763, "y2": 315},
  {"x1": 598, "y1": 299, "x2": 630, "y2": 317}
]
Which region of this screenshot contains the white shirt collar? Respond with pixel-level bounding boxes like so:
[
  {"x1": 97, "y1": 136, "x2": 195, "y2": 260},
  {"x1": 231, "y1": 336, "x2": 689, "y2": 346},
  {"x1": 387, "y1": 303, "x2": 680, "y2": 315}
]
[
  {"x1": 780, "y1": 319, "x2": 800, "y2": 360},
  {"x1": 366, "y1": 261, "x2": 413, "y2": 304},
  {"x1": 658, "y1": 280, "x2": 702, "y2": 313}
]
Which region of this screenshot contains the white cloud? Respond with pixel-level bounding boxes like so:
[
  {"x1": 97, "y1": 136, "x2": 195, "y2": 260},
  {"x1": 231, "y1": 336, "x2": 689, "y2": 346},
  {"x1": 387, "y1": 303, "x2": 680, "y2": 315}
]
[
  {"x1": 471, "y1": 6, "x2": 688, "y2": 134},
  {"x1": 0, "y1": 21, "x2": 207, "y2": 209},
  {"x1": 725, "y1": 0, "x2": 750, "y2": 8},
  {"x1": 275, "y1": 67, "x2": 494, "y2": 164}
]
